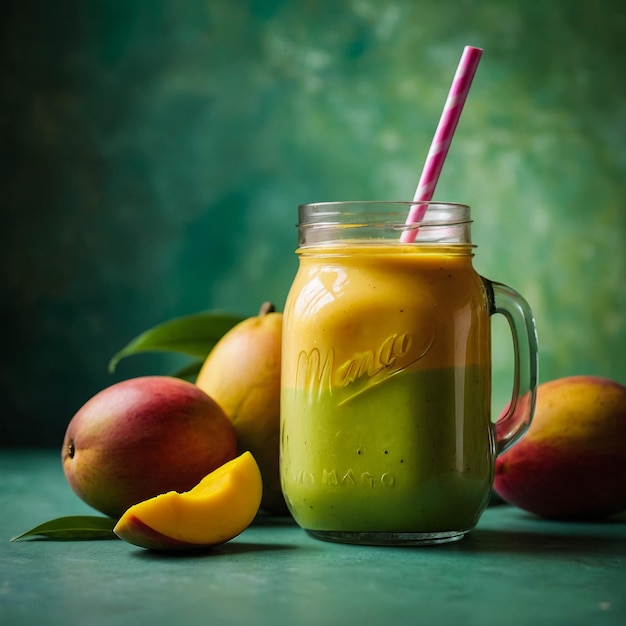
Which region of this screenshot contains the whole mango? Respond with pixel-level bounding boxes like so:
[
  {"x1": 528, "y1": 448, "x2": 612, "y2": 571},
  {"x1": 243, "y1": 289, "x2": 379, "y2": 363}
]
[
  {"x1": 62, "y1": 376, "x2": 237, "y2": 518},
  {"x1": 494, "y1": 375, "x2": 626, "y2": 519},
  {"x1": 195, "y1": 302, "x2": 287, "y2": 515}
]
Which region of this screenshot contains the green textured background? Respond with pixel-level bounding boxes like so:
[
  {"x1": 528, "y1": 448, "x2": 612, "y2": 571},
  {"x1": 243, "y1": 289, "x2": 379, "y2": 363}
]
[{"x1": 1, "y1": 0, "x2": 625, "y2": 447}]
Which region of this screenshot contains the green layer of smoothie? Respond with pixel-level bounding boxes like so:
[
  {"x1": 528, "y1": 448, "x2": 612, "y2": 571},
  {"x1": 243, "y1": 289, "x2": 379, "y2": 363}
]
[{"x1": 280, "y1": 366, "x2": 494, "y2": 533}]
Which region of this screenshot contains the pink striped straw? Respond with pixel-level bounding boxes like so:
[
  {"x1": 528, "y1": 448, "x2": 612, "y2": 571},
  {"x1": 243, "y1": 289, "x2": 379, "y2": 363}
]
[{"x1": 401, "y1": 45, "x2": 483, "y2": 243}]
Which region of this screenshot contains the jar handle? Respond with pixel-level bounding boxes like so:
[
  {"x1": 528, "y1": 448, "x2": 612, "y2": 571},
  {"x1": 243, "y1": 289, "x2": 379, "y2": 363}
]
[{"x1": 482, "y1": 278, "x2": 539, "y2": 455}]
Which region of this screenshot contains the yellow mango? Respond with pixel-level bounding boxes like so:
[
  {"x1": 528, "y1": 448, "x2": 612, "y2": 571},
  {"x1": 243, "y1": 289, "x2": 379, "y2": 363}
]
[{"x1": 196, "y1": 302, "x2": 286, "y2": 514}]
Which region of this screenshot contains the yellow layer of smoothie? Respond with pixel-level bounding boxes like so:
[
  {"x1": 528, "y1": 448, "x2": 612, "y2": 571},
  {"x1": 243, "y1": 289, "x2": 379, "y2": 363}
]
[{"x1": 280, "y1": 244, "x2": 495, "y2": 533}]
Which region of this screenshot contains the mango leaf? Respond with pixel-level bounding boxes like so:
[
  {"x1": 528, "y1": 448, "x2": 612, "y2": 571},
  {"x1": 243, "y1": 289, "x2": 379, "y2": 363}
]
[
  {"x1": 10, "y1": 516, "x2": 118, "y2": 541},
  {"x1": 108, "y1": 311, "x2": 245, "y2": 374},
  {"x1": 171, "y1": 358, "x2": 206, "y2": 381}
]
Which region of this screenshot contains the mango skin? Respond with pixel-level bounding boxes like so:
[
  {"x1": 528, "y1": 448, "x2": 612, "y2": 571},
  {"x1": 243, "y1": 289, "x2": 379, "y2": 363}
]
[
  {"x1": 114, "y1": 451, "x2": 262, "y2": 551},
  {"x1": 114, "y1": 518, "x2": 192, "y2": 551},
  {"x1": 494, "y1": 375, "x2": 626, "y2": 519},
  {"x1": 62, "y1": 376, "x2": 237, "y2": 519}
]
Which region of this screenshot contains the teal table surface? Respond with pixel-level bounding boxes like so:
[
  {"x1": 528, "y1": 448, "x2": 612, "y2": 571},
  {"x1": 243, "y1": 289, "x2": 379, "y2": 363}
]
[{"x1": 1, "y1": 449, "x2": 625, "y2": 626}]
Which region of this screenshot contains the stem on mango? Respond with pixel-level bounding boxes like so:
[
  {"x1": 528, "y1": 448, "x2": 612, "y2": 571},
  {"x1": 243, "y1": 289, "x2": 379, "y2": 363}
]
[{"x1": 258, "y1": 302, "x2": 276, "y2": 316}]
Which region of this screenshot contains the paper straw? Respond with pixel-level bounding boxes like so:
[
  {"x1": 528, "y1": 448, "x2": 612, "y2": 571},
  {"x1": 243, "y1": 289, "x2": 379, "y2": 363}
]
[{"x1": 401, "y1": 45, "x2": 483, "y2": 243}]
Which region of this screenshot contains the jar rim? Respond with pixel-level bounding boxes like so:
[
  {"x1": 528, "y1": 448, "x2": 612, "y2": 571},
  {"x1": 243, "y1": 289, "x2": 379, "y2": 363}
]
[
  {"x1": 298, "y1": 200, "x2": 470, "y2": 210},
  {"x1": 296, "y1": 201, "x2": 473, "y2": 246},
  {"x1": 297, "y1": 201, "x2": 471, "y2": 225}
]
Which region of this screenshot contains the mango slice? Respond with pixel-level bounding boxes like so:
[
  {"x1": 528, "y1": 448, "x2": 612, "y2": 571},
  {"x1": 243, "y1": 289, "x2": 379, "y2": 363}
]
[{"x1": 113, "y1": 451, "x2": 262, "y2": 551}]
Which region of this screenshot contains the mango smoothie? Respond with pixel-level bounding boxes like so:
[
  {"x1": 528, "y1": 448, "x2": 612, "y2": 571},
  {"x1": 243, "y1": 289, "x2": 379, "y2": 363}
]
[{"x1": 280, "y1": 243, "x2": 495, "y2": 538}]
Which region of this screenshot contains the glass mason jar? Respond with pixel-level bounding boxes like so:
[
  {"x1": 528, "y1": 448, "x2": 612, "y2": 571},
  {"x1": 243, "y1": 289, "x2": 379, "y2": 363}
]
[{"x1": 280, "y1": 201, "x2": 538, "y2": 546}]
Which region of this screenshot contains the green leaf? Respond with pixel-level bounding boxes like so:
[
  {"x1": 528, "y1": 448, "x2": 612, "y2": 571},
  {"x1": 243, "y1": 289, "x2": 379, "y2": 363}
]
[
  {"x1": 108, "y1": 311, "x2": 245, "y2": 374},
  {"x1": 10, "y1": 516, "x2": 118, "y2": 541},
  {"x1": 171, "y1": 358, "x2": 205, "y2": 381}
]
